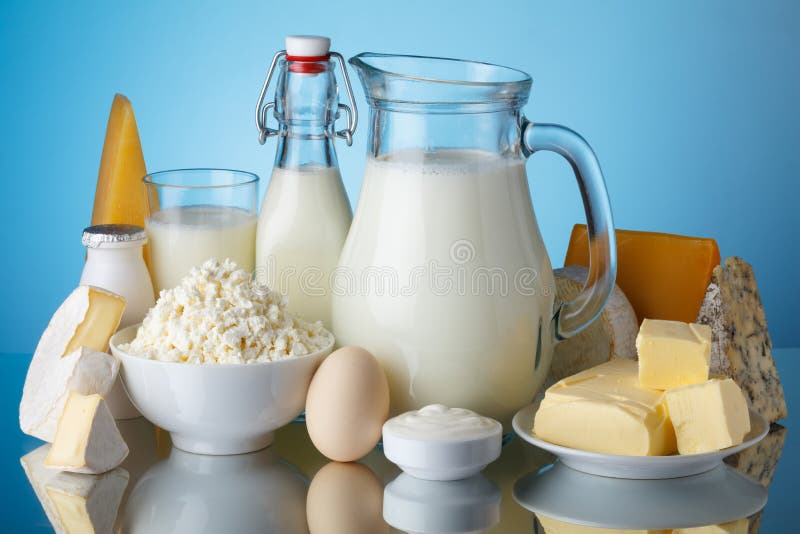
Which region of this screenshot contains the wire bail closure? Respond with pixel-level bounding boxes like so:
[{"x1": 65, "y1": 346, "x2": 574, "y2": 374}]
[{"x1": 255, "y1": 51, "x2": 358, "y2": 146}]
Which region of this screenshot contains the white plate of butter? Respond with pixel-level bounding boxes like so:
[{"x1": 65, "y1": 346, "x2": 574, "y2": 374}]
[{"x1": 513, "y1": 401, "x2": 768, "y2": 479}]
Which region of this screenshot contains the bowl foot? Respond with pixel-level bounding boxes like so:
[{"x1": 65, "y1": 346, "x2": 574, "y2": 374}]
[{"x1": 171, "y1": 432, "x2": 274, "y2": 456}]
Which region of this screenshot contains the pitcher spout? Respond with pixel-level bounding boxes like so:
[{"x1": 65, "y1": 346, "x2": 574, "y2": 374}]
[{"x1": 349, "y1": 52, "x2": 532, "y2": 113}]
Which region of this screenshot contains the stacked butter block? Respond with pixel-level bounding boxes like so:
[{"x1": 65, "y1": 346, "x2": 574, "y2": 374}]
[
  {"x1": 637, "y1": 319, "x2": 750, "y2": 455},
  {"x1": 534, "y1": 318, "x2": 752, "y2": 456}
]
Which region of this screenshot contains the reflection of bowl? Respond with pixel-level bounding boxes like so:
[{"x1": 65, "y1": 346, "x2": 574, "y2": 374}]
[
  {"x1": 383, "y1": 473, "x2": 501, "y2": 533},
  {"x1": 110, "y1": 324, "x2": 334, "y2": 455},
  {"x1": 513, "y1": 462, "x2": 767, "y2": 530},
  {"x1": 123, "y1": 447, "x2": 309, "y2": 534}
]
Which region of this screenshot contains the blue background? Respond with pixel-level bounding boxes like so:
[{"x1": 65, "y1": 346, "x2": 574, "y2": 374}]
[{"x1": 1, "y1": 0, "x2": 797, "y2": 352}]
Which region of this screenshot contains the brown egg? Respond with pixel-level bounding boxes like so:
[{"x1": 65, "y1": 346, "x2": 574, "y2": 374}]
[
  {"x1": 306, "y1": 461, "x2": 390, "y2": 534},
  {"x1": 305, "y1": 346, "x2": 389, "y2": 462}
]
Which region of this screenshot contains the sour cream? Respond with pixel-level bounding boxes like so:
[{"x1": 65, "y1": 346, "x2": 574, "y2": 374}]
[
  {"x1": 383, "y1": 404, "x2": 501, "y2": 440},
  {"x1": 382, "y1": 405, "x2": 502, "y2": 481}
]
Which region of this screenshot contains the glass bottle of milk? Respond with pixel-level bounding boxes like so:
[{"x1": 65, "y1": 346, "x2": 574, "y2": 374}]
[{"x1": 254, "y1": 36, "x2": 357, "y2": 329}]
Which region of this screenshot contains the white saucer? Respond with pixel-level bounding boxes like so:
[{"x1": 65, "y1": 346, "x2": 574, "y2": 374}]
[
  {"x1": 513, "y1": 462, "x2": 767, "y2": 530},
  {"x1": 512, "y1": 400, "x2": 769, "y2": 479}
]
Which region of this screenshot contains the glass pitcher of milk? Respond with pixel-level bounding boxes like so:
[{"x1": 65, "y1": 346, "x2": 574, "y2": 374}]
[
  {"x1": 333, "y1": 53, "x2": 617, "y2": 427},
  {"x1": 254, "y1": 36, "x2": 358, "y2": 329}
]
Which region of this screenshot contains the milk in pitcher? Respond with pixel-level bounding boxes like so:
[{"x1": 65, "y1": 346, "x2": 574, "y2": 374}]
[{"x1": 332, "y1": 149, "x2": 556, "y2": 424}]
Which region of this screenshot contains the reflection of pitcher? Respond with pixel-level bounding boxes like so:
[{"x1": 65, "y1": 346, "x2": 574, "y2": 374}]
[{"x1": 332, "y1": 53, "x2": 616, "y2": 426}]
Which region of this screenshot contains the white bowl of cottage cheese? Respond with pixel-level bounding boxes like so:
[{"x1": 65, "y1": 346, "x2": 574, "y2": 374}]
[{"x1": 110, "y1": 258, "x2": 334, "y2": 455}]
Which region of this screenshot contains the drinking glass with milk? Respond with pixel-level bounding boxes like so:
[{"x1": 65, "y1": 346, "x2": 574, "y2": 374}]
[
  {"x1": 144, "y1": 169, "x2": 258, "y2": 293},
  {"x1": 333, "y1": 54, "x2": 618, "y2": 428},
  {"x1": 254, "y1": 36, "x2": 358, "y2": 329}
]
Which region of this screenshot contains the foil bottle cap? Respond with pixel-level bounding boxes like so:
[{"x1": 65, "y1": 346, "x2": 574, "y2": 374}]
[{"x1": 82, "y1": 224, "x2": 147, "y2": 248}]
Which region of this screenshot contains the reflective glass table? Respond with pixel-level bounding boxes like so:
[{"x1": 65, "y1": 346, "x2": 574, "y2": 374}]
[{"x1": 3, "y1": 349, "x2": 796, "y2": 533}]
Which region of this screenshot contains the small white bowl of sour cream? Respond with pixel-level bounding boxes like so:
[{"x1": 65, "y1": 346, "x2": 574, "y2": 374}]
[
  {"x1": 110, "y1": 324, "x2": 334, "y2": 455},
  {"x1": 382, "y1": 404, "x2": 503, "y2": 481}
]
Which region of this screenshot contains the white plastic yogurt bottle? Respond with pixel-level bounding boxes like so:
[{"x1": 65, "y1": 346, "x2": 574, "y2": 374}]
[
  {"x1": 254, "y1": 35, "x2": 357, "y2": 329},
  {"x1": 80, "y1": 224, "x2": 155, "y2": 419}
]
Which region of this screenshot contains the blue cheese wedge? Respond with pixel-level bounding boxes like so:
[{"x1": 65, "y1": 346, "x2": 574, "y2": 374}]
[
  {"x1": 725, "y1": 423, "x2": 786, "y2": 487},
  {"x1": 19, "y1": 285, "x2": 125, "y2": 441},
  {"x1": 45, "y1": 392, "x2": 129, "y2": 474},
  {"x1": 696, "y1": 257, "x2": 787, "y2": 422}
]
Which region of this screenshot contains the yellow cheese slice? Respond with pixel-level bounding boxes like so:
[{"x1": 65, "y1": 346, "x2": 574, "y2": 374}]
[
  {"x1": 564, "y1": 225, "x2": 720, "y2": 324},
  {"x1": 91, "y1": 93, "x2": 148, "y2": 227},
  {"x1": 91, "y1": 93, "x2": 153, "y2": 267}
]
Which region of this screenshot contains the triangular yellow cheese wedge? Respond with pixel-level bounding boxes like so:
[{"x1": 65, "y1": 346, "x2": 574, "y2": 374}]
[{"x1": 91, "y1": 93, "x2": 149, "y2": 227}]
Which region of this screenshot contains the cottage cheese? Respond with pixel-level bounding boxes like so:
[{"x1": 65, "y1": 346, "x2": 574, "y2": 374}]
[{"x1": 121, "y1": 258, "x2": 332, "y2": 364}]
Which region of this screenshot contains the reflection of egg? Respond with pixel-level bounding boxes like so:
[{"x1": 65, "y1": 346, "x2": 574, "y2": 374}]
[
  {"x1": 305, "y1": 346, "x2": 389, "y2": 462},
  {"x1": 307, "y1": 461, "x2": 390, "y2": 534}
]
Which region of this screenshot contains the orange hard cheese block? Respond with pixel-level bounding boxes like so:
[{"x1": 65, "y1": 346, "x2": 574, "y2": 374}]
[
  {"x1": 91, "y1": 93, "x2": 149, "y2": 227},
  {"x1": 564, "y1": 224, "x2": 720, "y2": 324},
  {"x1": 91, "y1": 93, "x2": 152, "y2": 267}
]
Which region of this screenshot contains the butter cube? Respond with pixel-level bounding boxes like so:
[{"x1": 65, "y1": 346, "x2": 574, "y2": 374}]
[
  {"x1": 533, "y1": 360, "x2": 677, "y2": 456},
  {"x1": 636, "y1": 319, "x2": 711, "y2": 390},
  {"x1": 665, "y1": 378, "x2": 751, "y2": 455}
]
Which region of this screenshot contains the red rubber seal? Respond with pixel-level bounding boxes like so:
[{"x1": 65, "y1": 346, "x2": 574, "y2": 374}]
[{"x1": 286, "y1": 54, "x2": 331, "y2": 74}]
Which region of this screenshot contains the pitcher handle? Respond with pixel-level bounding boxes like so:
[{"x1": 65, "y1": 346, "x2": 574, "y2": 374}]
[{"x1": 521, "y1": 117, "x2": 617, "y2": 341}]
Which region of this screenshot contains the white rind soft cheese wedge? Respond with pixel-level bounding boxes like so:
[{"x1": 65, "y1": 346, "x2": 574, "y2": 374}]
[
  {"x1": 20, "y1": 445, "x2": 63, "y2": 531},
  {"x1": 20, "y1": 285, "x2": 125, "y2": 442},
  {"x1": 21, "y1": 346, "x2": 120, "y2": 442},
  {"x1": 45, "y1": 468, "x2": 129, "y2": 534},
  {"x1": 46, "y1": 392, "x2": 129, "y2": 474}
]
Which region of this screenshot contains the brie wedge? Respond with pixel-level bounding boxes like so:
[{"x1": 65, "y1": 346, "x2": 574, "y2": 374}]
[
  {"x1": 20, "y1": 445, "x2": 63, "y2": 531},
  {"x1": 46, "y1": 392, "x2": 129, "y2": 474},
  {"x1": 45, "y1": 468, "x2": 129, "y2": 534},
  {"x1": 20, "y1": 285, "x2": 125, "y2": 441}
]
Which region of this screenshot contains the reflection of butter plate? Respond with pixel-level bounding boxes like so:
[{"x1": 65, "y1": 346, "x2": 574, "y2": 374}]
[
  {"x1": 513, "y1": 462, "x2": 767, "y2": 530},
  {"x1": 512, "y1": 401, "x2": 768, "y2": 479}
]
